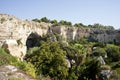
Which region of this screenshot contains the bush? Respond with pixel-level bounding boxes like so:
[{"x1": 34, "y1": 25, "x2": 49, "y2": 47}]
[
  {"x1": 59, "y1": 20, "x2": 72, "y2": 26},
  {"x1": 110, "y1": 70, "x2": 120, "y2": 80},
  {"x1": 66, "y1": 65, "x2": 78, "y2": 80},
  {"x1": 25, "y1": 41, "x2": 68, "y2": 79},
  {"x1": 0, "y1": 47, "x2": 6, "y2": 54},
  {"x1": 50, "y1": 19, "x2": 58, "y2": 24},
  {"x1": 37, "y1": 74, "x2": 51, "y2": 80},
  {"x1": 12, "y1": 61, "x2": 36, "y2": 78},
  {"x1": 112, "y1": 62, "x2": 120, "y2": 69},
  {"x1": 40, "y1": 17, "x2": 50, "y2": 23},
  {"x1": 0, "y1": 18, "x2": 6, "y2": 24},
  {"x1": 8, "y1": 78, "x2": 23, "y2": 80},
  {"x1": 93, "y1": 42, "x2": 106, "y2": 48},
  {"x1": 70, "y1": 38, "x2": 89, "y2": 44},
  {"x1": 0, "y1": 47, "x2": 36, "y2": 78},
  {"x1": 78, "y1": 58, "x2": 101, "y2": 80},
  {"x1": 92, "y1": 47, "x2": 107, "y2": 57},
  {"x1": 0, "y1": 48, "x2": 18, "y2": 66},
  {"x1": 106, "y1": 45, "x2": 120, "y2": 62}
]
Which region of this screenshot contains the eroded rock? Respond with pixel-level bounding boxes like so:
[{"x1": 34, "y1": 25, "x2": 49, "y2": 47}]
[
  {"x1": 0, "y1": 65, "x2": 34, "y2": 80},
  {"x1": 2, "y1": 39, "x2": 26, "y2": 61}
]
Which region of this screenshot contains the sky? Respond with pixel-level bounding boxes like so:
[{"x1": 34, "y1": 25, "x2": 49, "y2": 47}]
[{"x1": 0, "y1": 0, "x2": 120, "y2": 29}]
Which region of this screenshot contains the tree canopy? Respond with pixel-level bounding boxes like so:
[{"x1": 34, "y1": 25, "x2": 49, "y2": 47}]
[{"x1": 25, "y1": 41, "x2": 68, "y2": 79}]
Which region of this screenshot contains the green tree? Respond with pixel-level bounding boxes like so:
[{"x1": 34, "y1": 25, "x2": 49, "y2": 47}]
[
  {"x1": 107, "y1": 26, "x2": 114, "y2": 30},
  {"x1": 74, "y1": 23, "x2": 87, "y2": 27},
  {"x1": 78, "y1": 58, "x2": 101, "y2": 80},
  {"x1": 32, "y1": 18, "x2": 41, "y2": 23},
  {"x1": 59, "y1": 20, "x2": 72, "y2": 26},
  {"x1": 92, "y1": 47, "x2": 107, "y2": 57},
  {"x1": 0, "y1": 17, "x2": 6, "y2": 24},
  {"x1": 40, "y1": 17, "x2": 50, "y2": 23},
  {"x1": 50, "y1": 19, "x2": 58, "y2": 24},
  {"x1": 106, "y1": 45, "x2": 120, "y2": 62},
  {"x1": 93, "y1": 42, "x2": 106, "y2": 48},
  {"x1": 25, "y1": 41, "x2": 68, "y2": 79}
]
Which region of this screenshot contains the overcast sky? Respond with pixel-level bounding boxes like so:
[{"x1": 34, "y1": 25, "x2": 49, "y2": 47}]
[{"x1": 0, "y1": 0, "x2": 120, "y2": 29}]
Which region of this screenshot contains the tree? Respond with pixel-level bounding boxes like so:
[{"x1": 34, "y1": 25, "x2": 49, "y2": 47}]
[
  {"x1": 78, "y1": 58, "x2": 101, "y2": 80},
  {"x1": 106, "y1": 45, "x2": 120, "y2": 62},
  {"x1": 74, "y1": 23, "x2": 87, "y2": 27},
  {"x1": 0, "y1": 17, "x2": 6, "y2": 24},
  {"x1": 93, "y1": 42, "x2": 106, "y2": 48},
  {"x1": 92, "y1": 47, "x2": 107, "y2": 57},
  {"x1": 59, "y1": 20, "x2": 72, "y2": 26},
  {"x1": 32, "y1": 18, "x2": 41, "y2": 23},
  {"x1": 40, "y1": 17, "x2": 50, "y2": 23},
  {"x1": 107, "y1": 26, "x2": 114, "y2": 30},
  {"x1": 50, "y1": 19, "x2": 58, "y2": 24},
  {"x1": 25, "y1": 41, "x2": 68, "y2": 79}
]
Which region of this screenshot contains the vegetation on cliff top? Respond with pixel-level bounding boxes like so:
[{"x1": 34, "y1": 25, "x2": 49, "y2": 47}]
[{"x1": 32, "y1": 17, "x2": 114, "y2": 30}]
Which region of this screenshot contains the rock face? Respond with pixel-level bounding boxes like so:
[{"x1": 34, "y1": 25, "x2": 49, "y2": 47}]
[
  {"x1": 0, "y1": 65, "x2": 34, "y2": 80},
  {"x1": 0, "y1": 14, "x2": 50, "y2": 60},
  {"x1": 0, "y1": 14, "x2": 120, "y2": 60},
  {"x1": 89, "y1": 28, "x2": 120, "y2": 43},
  {"x1": 2, "y1": 39, "x2": 26, "y2": 61}
]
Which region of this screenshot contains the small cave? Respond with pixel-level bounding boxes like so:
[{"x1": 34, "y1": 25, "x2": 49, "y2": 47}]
[{"x1": 26, "y1": 32, "x2": 40, "y2": 49}]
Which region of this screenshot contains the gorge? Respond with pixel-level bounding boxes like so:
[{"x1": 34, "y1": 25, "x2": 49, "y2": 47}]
[{"x1": 0, "y1": 14, "x2": 120, "y2": 60}]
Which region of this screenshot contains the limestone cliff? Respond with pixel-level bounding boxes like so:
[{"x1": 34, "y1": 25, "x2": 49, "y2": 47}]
[{"x1": 0, "y1": 14, "x2": 120, "y2": 60}]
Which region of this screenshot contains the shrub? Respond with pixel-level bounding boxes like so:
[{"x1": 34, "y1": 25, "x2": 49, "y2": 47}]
[
  {"x1": 78, "y1": 58, "x2": 101, "y2": 80},
  {"x1": 92, "y1": 47, "x2": 107, "y2": 57},
  {"x1": 8, "y1": 78, "x2": 23, "y2": 80},
  {"x1": 59, "y1": 20, "x2": 72, "y2": 26},
  {"x1": 110, "y1": 70, "x2": 120, "y2": 80},
  {"x1": 0, "y1": 48, "x2": 18, "y2": 66},
  {"x1": 0, "y1": 47, "x2": 36, "y2": 78},
  {"x1": 37, "y1": 74, "x2": 51, "y2": 80},
  {"x1": 40, "y1": 17, "x2": 50, "y2": 23},
  {"x1": 106, "y1": 45, "x2": 120, "y2": 62},
  {"x1": 25, "y1": 41, "x2": 68, "y2": 79},
  {"x1": 93, "y1": 42, "x2": 106, "y2": 48},
  {"x1": 50, "y1": 19, "x2": 58, "y2": 24},
  {"x1": 0, "y1": 47, "x2": 6, "y2": 54},
  {"x1": 0, "y1": 17, "x2": 6, "y2": 24},
  {"x1": 12, "y1": 61, "x2": 36, "y2": 78}
]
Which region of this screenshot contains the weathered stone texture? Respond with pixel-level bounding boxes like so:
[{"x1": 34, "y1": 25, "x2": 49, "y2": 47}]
[{"x1": 0, "y1": 14, "x2": 120, "y2": 60}]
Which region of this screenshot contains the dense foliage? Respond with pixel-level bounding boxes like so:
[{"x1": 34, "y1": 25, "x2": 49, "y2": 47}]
[
  {"x1": 25, "y1": 41, "x2": 68, "y2": 79},
  {"x1": 32, "y1": 17, "x2": 115, "y2": 30},
  {"x1": 24, "y1": 32, "x2": 120, "y2": 80}
]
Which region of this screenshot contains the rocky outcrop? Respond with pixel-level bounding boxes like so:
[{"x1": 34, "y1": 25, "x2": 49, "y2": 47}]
[
  {"x1": 0, "y1": 65, "x2": 34, "y2": 80},
  {"x1": 89, "y1": 28, "x2": 120, "y2": 43},
  {"x1": 0, "y1": 14, "x2": 49, "y2": 44},
  {"x1": 0, "y1": 14, "x2": 120, "y2": 60},
  {"x1": 2, "y1": 39, "x2": 26, "y2": 61},
  {"x1": 0, "y1": 14, "x2": 50, "y2": 60}
]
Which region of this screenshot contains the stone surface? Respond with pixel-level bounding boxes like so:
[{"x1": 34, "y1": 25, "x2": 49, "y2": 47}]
[
  {"x1": 2, "y1": 39, "x2": 26, "y2": 61},
  {"x1": 0, "y1": 14, "x2": 120, "y2": 44},
  {"x1": 0, "y1": 65, "x2": 35, "y2": 80}
]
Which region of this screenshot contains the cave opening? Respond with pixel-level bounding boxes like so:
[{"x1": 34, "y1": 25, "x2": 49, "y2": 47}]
[{"x1": 26, "y1": 32, "x2": 40, "y2": 49}]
